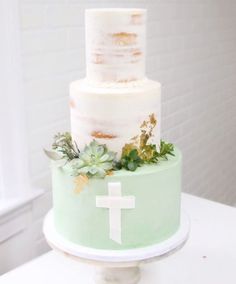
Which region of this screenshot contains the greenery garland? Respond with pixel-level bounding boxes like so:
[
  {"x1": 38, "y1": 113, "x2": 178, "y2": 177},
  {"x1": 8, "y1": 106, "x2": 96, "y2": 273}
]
[{"x1": 46, "y1": 114, "x2": 175, "y2": 179}]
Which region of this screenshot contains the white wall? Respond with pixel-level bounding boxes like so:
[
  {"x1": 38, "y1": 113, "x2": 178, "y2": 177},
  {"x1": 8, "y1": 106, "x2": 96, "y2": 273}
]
[
  {"x1": 1, "y1": 0, "x2": 236, "y2": 274},
  {"x1": 20, "y1": 0, "x2": 236, "y2": 204}
]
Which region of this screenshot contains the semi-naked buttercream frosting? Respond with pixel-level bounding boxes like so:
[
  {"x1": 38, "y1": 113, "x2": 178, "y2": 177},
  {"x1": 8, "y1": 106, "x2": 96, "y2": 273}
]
[
  {"x1": 86, "y1": 8, "x2": 146, "y2": 83},
  {"x1": 70, "y1": 78, "x2": 161, "y2": 157},
  {"x1": 71, "y1": 8, "x2": 161, "y2": 155},
  {"x1": 51, "y1": 8, "x2": 182, "y2": 251}
]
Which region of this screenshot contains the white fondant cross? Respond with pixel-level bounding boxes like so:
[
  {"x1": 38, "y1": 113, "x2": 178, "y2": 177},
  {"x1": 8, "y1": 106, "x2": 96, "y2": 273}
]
[{"x1": 96, "y1": 182, "x2": 135, "y2": 244}]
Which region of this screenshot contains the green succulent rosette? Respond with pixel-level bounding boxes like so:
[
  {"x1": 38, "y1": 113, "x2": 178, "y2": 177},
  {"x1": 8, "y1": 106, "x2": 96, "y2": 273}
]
[{"x1": 70, "y1": 140, "x2": 116, "y2": 178}]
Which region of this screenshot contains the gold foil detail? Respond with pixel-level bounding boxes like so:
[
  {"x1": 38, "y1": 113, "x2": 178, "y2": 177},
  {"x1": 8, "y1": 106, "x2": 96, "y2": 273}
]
[
  {"x1": 122, "y1": 113, "x2": 158, "y2": 157},
  {"x1": 74, "y1": 175, "x2": 89, "y2": 194},
  {"x1": 92, "y1": 54, "x2": 104, "y2": 64},
  {"x1": 91, "y1": 131, "x2": 117, "y2": 139},
  {"x1": 131, "y1": 13, "x2": 143, "y2": 25},
  {"x1": 139, "y1": 113, "x2": 157, "y2": 149},
  {"x1": 69, "y1": 99, "x2": 76, "y2": 108},
  {"x1": 111, "y1": 32, "x2": 137, "y2": 46},
  {"x1": 133, "y1": 50, "x2": 142, "y2": 57}
]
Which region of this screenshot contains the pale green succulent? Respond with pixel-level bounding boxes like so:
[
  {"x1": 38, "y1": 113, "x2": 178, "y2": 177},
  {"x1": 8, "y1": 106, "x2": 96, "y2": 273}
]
[{"x1": 70, "y1": 140, "x2": 116, "y2": 178}]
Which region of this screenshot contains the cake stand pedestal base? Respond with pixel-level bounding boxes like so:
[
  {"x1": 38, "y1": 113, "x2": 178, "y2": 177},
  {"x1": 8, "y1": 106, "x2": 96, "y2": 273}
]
[
  {"x1": 43, "y1": 210, "x2": 190, "y2": 284},
  {"x1": 95, "y1": 267, "x2": 141, "y2": 284}
]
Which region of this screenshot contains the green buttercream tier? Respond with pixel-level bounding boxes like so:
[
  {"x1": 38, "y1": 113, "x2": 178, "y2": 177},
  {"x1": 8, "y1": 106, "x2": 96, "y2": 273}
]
[{"x1": 52, "y1": 148, "x2": 182, "y2": 250}]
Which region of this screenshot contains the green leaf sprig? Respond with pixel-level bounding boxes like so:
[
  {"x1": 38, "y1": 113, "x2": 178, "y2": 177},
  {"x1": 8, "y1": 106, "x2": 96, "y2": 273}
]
[
  {"x1": 120, "y1": 140, "x2": 174, "y2": 172},
  {"x1": 120, "y1": 149, "x2": 143, "y2": 171},
  {"x1": 52, "y1": 132, "x2": 79, "y2": 161},
  {"x1": 157, "y1": 140, "x2": 175, "y2": 160},
  {"x1": 46, "y1": 121, "x2": 175, "y2": 177}
]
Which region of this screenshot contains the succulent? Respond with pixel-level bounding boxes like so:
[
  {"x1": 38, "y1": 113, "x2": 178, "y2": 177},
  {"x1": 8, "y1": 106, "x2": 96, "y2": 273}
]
[
  {"x1": 70, "y1": 140, "x2": 116, "y2": 178},
  {"x1": 120, "y1": 148, "x2": 143, "y2": 171}
]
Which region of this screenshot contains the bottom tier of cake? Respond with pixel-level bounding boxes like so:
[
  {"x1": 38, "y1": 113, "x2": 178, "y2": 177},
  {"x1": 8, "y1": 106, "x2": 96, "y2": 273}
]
[{"x1": 52, "y1": 148, "x2": 182, "y2": 250}]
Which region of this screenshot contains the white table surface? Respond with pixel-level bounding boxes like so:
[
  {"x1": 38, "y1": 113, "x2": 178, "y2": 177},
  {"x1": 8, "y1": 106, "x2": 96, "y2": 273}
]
[{"x1": 0, "y1": 193, "x2": 236, "y2": 284}]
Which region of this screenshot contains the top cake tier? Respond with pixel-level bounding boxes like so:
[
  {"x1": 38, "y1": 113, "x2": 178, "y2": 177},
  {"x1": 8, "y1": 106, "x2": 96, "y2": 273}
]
[{"x1": 85, "y1": 8, "x2": 146, "y2": 83}]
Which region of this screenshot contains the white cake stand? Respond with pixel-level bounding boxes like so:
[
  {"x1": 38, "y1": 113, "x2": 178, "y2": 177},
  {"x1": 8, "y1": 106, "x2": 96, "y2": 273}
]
[{"x1": 43, "y1": 210, "x2": 190, "y2": 284}]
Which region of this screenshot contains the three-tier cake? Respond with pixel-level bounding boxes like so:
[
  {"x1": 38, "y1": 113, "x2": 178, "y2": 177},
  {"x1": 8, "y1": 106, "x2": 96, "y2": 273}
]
[{"x1": 49, "y1": 8, "x2": 182, "y2": 250}]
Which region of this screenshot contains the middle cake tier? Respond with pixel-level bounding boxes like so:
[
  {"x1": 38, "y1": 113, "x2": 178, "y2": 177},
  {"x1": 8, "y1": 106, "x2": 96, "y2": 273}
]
[{"x1": 70, "y1": 79, "x2": 161, "y2": 156}]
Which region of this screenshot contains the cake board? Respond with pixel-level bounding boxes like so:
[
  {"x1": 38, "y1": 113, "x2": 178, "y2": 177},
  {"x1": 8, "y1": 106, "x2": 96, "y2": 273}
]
[{"x1": 43, "y1": 210, "x2": 190, "y2": 284}]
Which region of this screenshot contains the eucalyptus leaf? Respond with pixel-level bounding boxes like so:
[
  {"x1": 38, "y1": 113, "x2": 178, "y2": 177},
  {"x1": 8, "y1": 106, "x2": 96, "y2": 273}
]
[
  {"x1": 52, "y1": 132, "x2": 80, "y2": 160},
  {"x1": 44, "y1": 149, "x2": 63, "y2": 161}
]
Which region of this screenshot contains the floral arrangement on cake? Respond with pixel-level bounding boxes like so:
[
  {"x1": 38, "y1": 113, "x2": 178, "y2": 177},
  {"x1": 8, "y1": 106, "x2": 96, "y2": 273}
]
[{"x1": 45, "y1": 114, "x2": 174, "y2": 191}]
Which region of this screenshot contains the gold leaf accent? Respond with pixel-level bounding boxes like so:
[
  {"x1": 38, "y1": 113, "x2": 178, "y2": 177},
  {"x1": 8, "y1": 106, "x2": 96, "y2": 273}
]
[
  {"x1": 91, "y1": 131, "x2": 116, "y2": 139},
  {"x1": 69, "y1": 99, "x2": 76, "y2": 108},
  {"x1": 74, "y1": 175, "x2": 89, "y2": 194},
  {"x1": 111, "y1": 32, "x2": 137, "y2": 45},
  {"x1": 131, "y1": 14, "x2": 143, "y2": 25},
  {"x1": 121, "y1": 113, "x2": 158, "y2": 161},
  {"x1": 139, "y1": 114, "x2": 157, "y2": 156},
  {"x1": 92, "y1": 53, "x2": 104, "y2": 64},
  {"x1": 149, "y1": 113, "x2": 157, "y2": 126},
  {"x1": 122, "y1": 143, "x2": 138, "y2": 157},
  {"x1": 133, "y1": 50, "x2": 142, "y2": 57}
]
